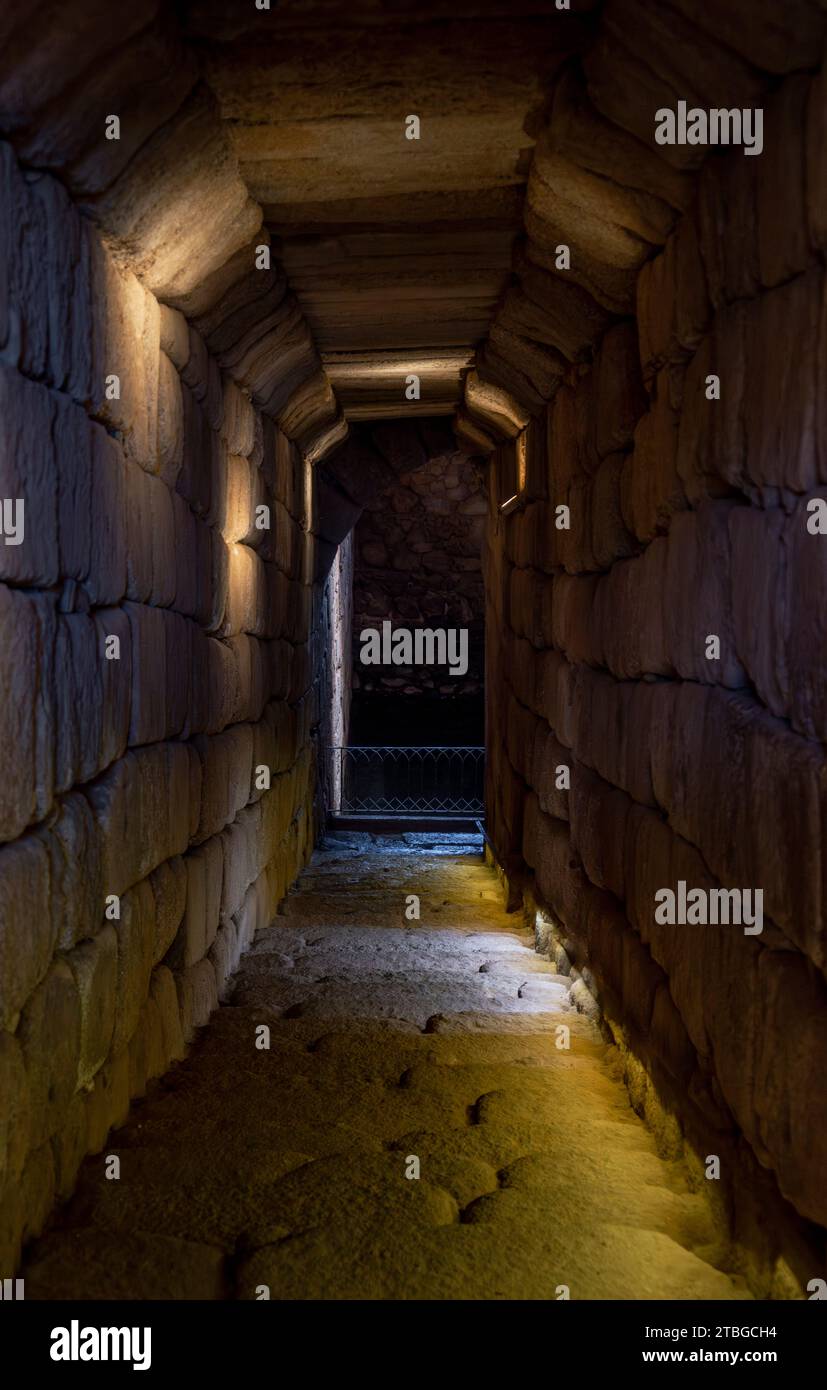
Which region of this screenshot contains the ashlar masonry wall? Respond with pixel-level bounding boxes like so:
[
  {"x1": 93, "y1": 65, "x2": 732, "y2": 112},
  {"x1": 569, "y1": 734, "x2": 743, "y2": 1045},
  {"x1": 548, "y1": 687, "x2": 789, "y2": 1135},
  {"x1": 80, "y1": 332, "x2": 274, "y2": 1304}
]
[
  {"x1": 0, "y1": 142, "x2": 326, "y2": 1271},
  {"x1": 483, "y1": 63, "x2": 827, "y2": 1293}
]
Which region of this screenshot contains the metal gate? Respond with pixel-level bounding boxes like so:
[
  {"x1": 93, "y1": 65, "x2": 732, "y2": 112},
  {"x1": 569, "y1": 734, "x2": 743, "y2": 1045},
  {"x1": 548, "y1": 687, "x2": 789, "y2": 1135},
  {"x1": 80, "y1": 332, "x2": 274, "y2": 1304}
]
[{"x1": 331, "y1": 746, "x2": 485, "y2": 816}]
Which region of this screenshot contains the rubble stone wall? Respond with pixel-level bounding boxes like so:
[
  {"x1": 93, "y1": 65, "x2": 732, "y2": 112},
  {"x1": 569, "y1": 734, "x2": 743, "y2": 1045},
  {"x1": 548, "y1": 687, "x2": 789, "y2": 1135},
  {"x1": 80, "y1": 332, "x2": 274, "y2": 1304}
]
[
  {"x1": 483, "y1": 60, "x2": 827, "y2": 1283},
  {"x1": 0, "y1": 143, "x2": 325, "y2": 1270},
  {"x1": 352, "y1": 452, "x2": 486, "y2": 699}
]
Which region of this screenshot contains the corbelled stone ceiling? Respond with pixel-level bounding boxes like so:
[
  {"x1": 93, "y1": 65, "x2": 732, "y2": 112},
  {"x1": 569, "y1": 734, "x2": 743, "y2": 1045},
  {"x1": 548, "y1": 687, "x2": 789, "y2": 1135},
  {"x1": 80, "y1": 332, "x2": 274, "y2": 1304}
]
[{"x1": 186, "y1": 1, "x2": 591, "y2": 420}]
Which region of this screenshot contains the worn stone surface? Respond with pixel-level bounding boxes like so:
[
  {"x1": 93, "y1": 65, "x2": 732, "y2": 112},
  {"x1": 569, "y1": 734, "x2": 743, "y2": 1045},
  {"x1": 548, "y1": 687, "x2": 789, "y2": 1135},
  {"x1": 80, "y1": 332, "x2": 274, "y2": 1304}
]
[{"x1": 22, "y1": 838, "x2": 747, "y2": 1301}]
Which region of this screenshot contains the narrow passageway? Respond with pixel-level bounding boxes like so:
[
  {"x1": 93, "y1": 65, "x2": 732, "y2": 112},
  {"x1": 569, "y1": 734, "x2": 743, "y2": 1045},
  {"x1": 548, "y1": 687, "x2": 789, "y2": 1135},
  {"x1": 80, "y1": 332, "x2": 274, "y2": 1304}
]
[
  {"x1": 22, "y1": 834, "x2": 747, "y2": 1301},
  {"x1": 3, "y1": 0, "x2": 827, "y2": 1320}
]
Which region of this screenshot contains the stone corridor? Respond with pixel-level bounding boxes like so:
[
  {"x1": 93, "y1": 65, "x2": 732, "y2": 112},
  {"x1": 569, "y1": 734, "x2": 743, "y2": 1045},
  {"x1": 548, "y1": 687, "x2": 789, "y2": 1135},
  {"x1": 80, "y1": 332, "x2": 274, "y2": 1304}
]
[
  {"x1": 21, "y1": 835, "x2": 747, "y2": 1301},
  {"x1": 2, "y1": 0, "x2": 827, "y2": 1309}
]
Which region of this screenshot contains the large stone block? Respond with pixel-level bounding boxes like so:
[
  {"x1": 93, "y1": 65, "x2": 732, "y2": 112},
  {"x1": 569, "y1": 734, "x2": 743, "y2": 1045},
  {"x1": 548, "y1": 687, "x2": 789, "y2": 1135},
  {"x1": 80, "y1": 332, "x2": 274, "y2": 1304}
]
[
  {"x1": 267, "y1": 638, "x2": 293, "y2": 704},
  {"x1": 571, "y1": 766, "x2": 631, "y2": 904},
  {"x1": 159, "y1": 304, "x2": 190, "y2": 371},
  {"x1": 728, "y1": 506, "x2": 788, "y2": 722},
  {"x1": 550, "y1": 573, "x2": 602, "y2": 667},
  {"x1": 0, "y1": 367, "x2": 59, "y2": 587},
  {"x1": 672, "y1": 213, "x2": 711, "y2": 357},
  {"x1": 150, "y1": 965, "x2": 186, "y2": 1071},
  {"x1": 0, "y1": 1033, "x2": 30, "y2": 1193},
  {"x1": 220, "y1": 809, "x2": 261, "y2": 921},
  {"x1": 244, "y1": 470, "x2": 275, "y2": 558},
  {"x1": 0, "y1": 145, "x2": 11, "y2": 355},
  {"x1": 0, "y1": 144, "x2": 21, "y2": 365},
  {"x1": 222, "y1": 454, "x2": 255, "y2": 543},
  {"x1": 532, "y1": 727, "x2": 572, "y2": 822},
  {"x1": 175, "y1": 959, "x2": 218, "y2": 1044},
  {"x1": 652, "y1": 683, "x2": 826, "y2": 968},
  {"x1": 125, "y1": 603, "x2": 192, "y2": 747},
  {"x1": 90, "y1": 243, "x2": 158, "y2": 470},
  {"x1": 593, "y1": 322, "x2": 647, "y2": 459},
  {"x1": 741, "y1": 271, "x2": 823, "y2": 493},
  {"x1": 18, "y1": 960, "x2": 81, "y2": 1148},
  {"x1": 222, "y1": 543, "x2": 268, "y2": 637},
  {"x1": 54, "y1": 612, "x2": 104, "y2": 793},
  {"x1": 86, "y1": 743, "x2": 192, "y2": 898},
  {"x1": 5, "y1": 6, "x2": 195, "y2": 188},
  {"x1": 696, "y1": 154, "x2": 760, "y2": 310},
  {"x1": 228, "y1": 634, "x2": 269, "y2": 726},
  {"x1": 124, "y1": 457, "x2": 154, "y2": 603},
  {"x1": 205, "y1": 636, "x2": 238, "y2": 735},
  {"x1": 487, "y1": 322, "x2": 567, "y2": 403},
  {"x1": 181, "y1": 325, "x2": 209, "y2": 403},
  {"x1": 595, "y1": 540, "x2": 671, "y2": 680},
  {"x1": 756, "y1": 77, "x2": 811, "y2": 290},
  {"x1": 590, "y1": 451, "x2": 635, "y2": 568},
  {"x1": 43, "y1": 792, "x2": 103, "y2": 954},
  {"x1": 157, "y1": 350, "x2": 184, "y2": 486},
  {"x1": 622, "y1": 381, "x2": 685, "y2": 541},
  {"x1": 0, "y1": 1142, "x2": 55, "y2": 1270},
  {"x1": 181, "y1": 836, "x2": 224, "y2": 968},
  {"x1": 666, "y1": 0, "x2": 825, "y2": 74},
  {"x1": 499, "y1": 276, "x2": 608, "y2": 367},
  {"x1": 664, "y1": 503, "x2": 747, "y2": 688},
  {"x1": 88, "y1": 426, "x2": 127, "y2": 606},
  {"x1": 124, "y1": 603, "x2": 168, "y2": 748},
  {"x1": 0, "y1": 833, "x2": 53, "y2": 1031},
  {"x1": 85, "y1": 1049, "x2": 130, "y2": 1156},
  {"x1": 66, "y1": 925, "x2": 118, "y2": 1090},
  {"x1": 30, "y1": 174, "x2": 94, "y2": 403},
  {"x1": 149, "y1": 855, "x2": 187, "y2": 965},
  {"x1": 222, "y1": 378, "x2": 257, "y2": 457},
  {"x1": 177, "y1": 384, "x2": 214, "y2": 519},
  {"x1": 0, "y1": 159, "x2": 49, "y2": 381},
  {"x1": 112, "y1": 878, "x2": 156, "y2": 1054},
  {"x1": 194, "y1": 248, "x2": 284, "y2": 356},
  {"x1": 636, "y1": 247, "x2": 673, "y2": 377},
  {"x1": 0, "y1": 585, "x2": 55, "y2": 839},
  {"x1": 754, "y1": 952, "x2": 827, "y2": 1228},
  {"x1": 147, "y1": 473, "x2": 177, "y2": 608},
  {"x1": 209, "y1": 530, "x2": 230, "y2": 633},
  {"x1": 208, "y1": 919, "x2": 238, "y2": 998},
  {"x1": 675, "y1": 312, "x2": 746, "y2": 500},
  {"x1": 808, "y1": 56, "x2": 827, "y2": 253},
  {"x1": 192, "y1": 725, "x2": 254, "y2": 845},
  {"x1": 585, "y1": 0, "x2": 764, "y2": 169},
  {"x1": 783, "y1": 493, "x2": 827, "y2": 740},
  {"x1": 96, "y1": 607, "x2": 132, "y2": 772},
  {"x1": 91, "y1": 87, "x2": 261, "y2": 305}
]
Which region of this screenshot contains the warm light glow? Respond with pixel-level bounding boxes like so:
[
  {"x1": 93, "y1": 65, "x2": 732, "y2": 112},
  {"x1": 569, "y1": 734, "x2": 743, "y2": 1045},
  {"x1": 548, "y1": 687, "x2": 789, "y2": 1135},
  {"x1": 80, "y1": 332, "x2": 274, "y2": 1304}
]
[
  {"x1": 324, "y1": 352, "x2": 473, "y2": 381},
  {"x1": 516, "y1": 431, "x2": 527, "y2": 492},
  {"x1": 222, "y1": 455, "x2": 253, "y2": 544}
]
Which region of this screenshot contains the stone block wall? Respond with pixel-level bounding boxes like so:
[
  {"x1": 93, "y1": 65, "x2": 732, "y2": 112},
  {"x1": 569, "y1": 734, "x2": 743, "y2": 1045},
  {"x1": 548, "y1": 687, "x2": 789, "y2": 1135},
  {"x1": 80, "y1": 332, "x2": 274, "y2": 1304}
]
[
  {"x1": 482, "y1": 61, "x2": 827, "y2": 1289},
  {"x1": 0, "y1": 142, "x2": 326, "y2": 1271}
]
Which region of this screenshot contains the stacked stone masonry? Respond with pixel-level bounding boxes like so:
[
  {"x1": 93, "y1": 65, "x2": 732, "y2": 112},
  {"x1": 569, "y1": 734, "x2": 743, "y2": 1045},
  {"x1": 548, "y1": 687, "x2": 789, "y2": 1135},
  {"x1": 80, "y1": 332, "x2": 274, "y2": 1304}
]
[
  {"x1": 476, "y1": 31, "x2": 827, "y2": 1290},
  {"x1": 352, "y1": 451, "x2": 486, "y2": 699},
  {"x1": 0, "y1": 139, "x2": 329, "y2": 1272}
]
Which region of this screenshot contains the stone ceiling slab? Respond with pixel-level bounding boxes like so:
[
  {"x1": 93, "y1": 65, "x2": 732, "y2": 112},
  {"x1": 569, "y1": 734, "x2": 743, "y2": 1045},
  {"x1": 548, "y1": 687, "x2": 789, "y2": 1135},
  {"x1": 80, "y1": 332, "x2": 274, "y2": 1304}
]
[{"x1": 191, "y1": 4, "x2": 594, "y2": 420}]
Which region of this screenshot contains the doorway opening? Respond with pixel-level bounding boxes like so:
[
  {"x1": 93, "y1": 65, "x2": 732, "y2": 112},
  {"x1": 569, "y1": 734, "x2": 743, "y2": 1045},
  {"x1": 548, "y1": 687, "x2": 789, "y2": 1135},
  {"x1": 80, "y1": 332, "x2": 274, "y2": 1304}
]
[{"x1": 325, "y1": 433, "x2": 486, "y2": 829}]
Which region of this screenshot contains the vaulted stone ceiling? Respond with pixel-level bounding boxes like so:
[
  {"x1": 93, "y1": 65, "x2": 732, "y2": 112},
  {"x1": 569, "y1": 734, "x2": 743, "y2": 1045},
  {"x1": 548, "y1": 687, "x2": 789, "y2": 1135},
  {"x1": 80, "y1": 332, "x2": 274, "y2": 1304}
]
[{"x1": 185, "y1": 0, "x2": 594, "y2": 420}]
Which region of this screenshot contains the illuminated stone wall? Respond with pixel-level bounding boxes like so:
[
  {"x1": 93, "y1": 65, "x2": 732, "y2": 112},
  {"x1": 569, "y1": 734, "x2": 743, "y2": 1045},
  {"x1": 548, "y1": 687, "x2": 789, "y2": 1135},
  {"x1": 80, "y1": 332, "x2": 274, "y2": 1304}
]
[
  {"x1": 0, "y1": 142, "x2": 328, "y2": 1271},
  {"x1": 478, "y1": 56, "x2": 827, "y2": 1287}
]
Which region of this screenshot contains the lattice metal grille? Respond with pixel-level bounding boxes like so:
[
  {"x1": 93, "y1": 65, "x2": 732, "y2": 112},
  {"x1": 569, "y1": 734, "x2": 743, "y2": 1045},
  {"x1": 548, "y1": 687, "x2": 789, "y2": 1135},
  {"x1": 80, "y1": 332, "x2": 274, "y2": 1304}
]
[{"x1": 331, "y1": 746, "x2": 485, "y2": 816}]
